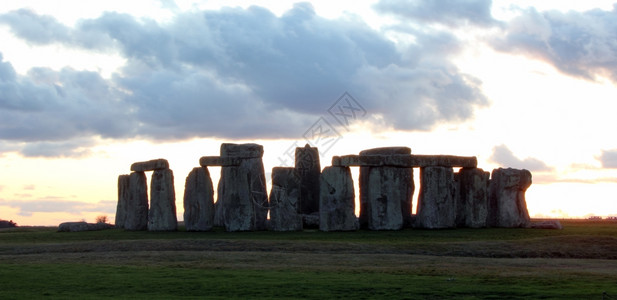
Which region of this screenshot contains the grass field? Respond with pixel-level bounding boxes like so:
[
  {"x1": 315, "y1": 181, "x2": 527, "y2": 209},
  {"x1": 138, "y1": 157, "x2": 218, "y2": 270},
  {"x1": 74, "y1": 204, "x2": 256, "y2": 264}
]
[{"x1": 0, "y1": 220, "x2": 616, "y2": 299}]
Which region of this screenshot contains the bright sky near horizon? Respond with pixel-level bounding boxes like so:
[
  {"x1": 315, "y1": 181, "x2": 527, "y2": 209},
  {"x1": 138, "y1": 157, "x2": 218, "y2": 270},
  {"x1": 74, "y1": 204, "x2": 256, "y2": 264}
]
[{"x1": 0, "y1": 0, "x2": 616, "y2": 226}]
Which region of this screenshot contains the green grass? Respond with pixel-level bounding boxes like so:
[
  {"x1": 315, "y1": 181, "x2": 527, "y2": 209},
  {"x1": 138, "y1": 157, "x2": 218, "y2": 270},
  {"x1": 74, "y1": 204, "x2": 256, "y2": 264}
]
[{"x1": 0, "y1": 220, "x2": 616, "y2": 299}]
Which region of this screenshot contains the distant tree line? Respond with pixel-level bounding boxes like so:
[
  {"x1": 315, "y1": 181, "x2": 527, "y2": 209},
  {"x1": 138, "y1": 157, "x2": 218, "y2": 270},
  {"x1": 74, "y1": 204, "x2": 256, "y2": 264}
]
[{"x1": 0, "y1": 219, "x2": 17, "y2": 228}]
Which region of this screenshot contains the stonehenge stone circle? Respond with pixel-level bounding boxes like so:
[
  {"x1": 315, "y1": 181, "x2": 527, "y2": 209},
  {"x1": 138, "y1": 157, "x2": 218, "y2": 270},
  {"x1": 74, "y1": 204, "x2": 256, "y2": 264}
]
[
  {"x1": 455, "y1": 168, "x2": 490, "y2": 228},
  {"x1": 114, "y1": 143, "x2": 537, "y2": 233},
  {"x1": 319, "y1": 166, "x2": 358, "y2": 231},
  {"x1": 488, "y1": 168, "x2": 532, "y2": 228},
  {"x1": 415, "y1": 166, "x2": 457, "y2": 229},
  {"x1": 183, "y1": 167, "x2": 215, "y2": 231},
  {"x1": 359, "y1": 147, "x2": 413, "y2": 230},
  {"x1": 148, "y1": 169, "x2": 177, "y2": 231},
  {"x1": 269, "y1": 167, "x2": 303, "y2": 231},
  {"x1": 295, "y1": 144, "x2": 321, "y2": 216},
  {"x1": 215, "y1": 143, "x2": 268, "y2": 231}
]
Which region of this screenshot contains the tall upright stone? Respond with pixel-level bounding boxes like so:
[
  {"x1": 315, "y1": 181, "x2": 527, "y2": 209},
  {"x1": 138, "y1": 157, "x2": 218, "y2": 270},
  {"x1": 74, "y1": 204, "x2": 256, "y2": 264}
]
[
  {"x1": 359, "y1": 147, "x2": 413, "y2": 230},
  {"x1": 115, "y1": 174, "x2": 130, "y2": 229},
  {"x1": 269, "y1": 167, "x2": 302, "y2": 231},
  {"x1": 125, "y1": 171, "x2": 148, "y2": 231},
  {"x1": 456, "y1": 168, "x2": 489, "y2": 228},
  {"x1": 295, "y1": 144, "x2": 321, "y2": 216},
  {"x1": 183, "y1": 167, "x2": 215, "y2": 231},
  {"x1": 488, "y1": 168, "x2": 532, "y2": 228},
  {"x1": 215, "y1": 143, "x2": 268, "y2": 231},
  {"x1": 319, "y1": 166, "x2": 358, "y2": 231},
  {"x1": 148, "y1": 169, "x2": 177, "y2": 231},
  {"x1": 415, "y1": 166, "x2": 456, "y2": 229}
]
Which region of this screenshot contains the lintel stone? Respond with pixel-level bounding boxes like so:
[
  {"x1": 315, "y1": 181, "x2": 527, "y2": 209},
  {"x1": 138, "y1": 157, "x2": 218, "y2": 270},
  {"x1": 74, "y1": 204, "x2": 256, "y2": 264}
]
[
  {"x1": 199, "y1": 156, "x2": 243, "y2": 167},
  {"x1": 130, "y1": 159, "x2": 169, "y2": 172},
  {"x1": 332, "y1": 154, "x2": 477, "y2": 168}
]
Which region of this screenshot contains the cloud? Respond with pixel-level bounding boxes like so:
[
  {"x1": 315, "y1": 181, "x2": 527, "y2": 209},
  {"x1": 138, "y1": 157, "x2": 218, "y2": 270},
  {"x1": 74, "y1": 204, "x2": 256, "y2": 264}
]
[
  {"x1": 0, "y1": 198, "x2": 116, "y2": 217},
  {"x1": 491, "y1": 5, "x2": 617, "y2": 82},
  {"x1": 489, "y1": 144, "x2": 553, "y2": 171},
  {"x1": 598, "y1": 149, "x2": 617, "y2": 168},
  {"x1": 374, "y1": 0, "x2": 497, "y2": 27},
  {"x1": 0, "y1": 4, "x2": 488, "y2": 156}
]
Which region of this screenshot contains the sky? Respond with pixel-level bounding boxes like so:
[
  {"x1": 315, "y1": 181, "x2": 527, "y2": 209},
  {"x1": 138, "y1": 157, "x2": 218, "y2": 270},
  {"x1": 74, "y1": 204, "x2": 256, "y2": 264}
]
[{"x1": 0, "y1": 0, "x2": 616, "y2": 225}]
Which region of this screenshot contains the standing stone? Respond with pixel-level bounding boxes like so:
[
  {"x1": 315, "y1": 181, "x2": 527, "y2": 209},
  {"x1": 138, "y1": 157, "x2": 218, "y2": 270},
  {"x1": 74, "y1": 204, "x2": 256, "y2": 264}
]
[
  {"x1": 215, "y1": 143, "x2": 268, "y2": 231},
  {"x1": 295, "y1": 144, "x2": 321, "y2": 216},
  {"x1": 183, "y1": 167, "x2": 215, "y2": 231},
  {"x1": 125, "y1": 172, "x2": 148, "y2": 231},
  {"x1": 415, "y1": 166, "x2": 456, "y2": 229},
  {"x1": 148, "y1": 169, "x2": 177, "y2": 231},
  {"x1": 359, "y1": 147, "x2": 413, "y2": 229},
  {"x1": 269, "y1": 167, "x2": 302, "y2": 231},
  {"x1": 456, "y1": 168, "x2": 489, "y2": 228},
  {"x1": 115, "y1": 174, "x2": 130, "y2": 229},
  {"x1": 488, "y1": 168, "x2": 532, "y2": 228},
  {"x1": 319, "y1": 166, "x2": 358, "y2": 231}
]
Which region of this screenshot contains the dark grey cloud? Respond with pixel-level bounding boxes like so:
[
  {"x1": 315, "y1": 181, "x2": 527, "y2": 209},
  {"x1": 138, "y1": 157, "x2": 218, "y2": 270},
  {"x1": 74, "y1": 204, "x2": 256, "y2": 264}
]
[
  {"x1": 489, "y1": 144, "x2": 552, "y2": 172},
  {"x1": 0, "y1": 197, "x2": 116, "y2": 217},
  {"x1": 491, "y1": 5, "x2": 617, "y2": 82},
  {"x1": 0, "y1": 3, "x2": 488, "y2": 156},
  {"x1": 598, "y1": 149, "x2": 617, "y2": 168},
  {"x1": 374, "y1": 0, "x2": 497, "y2": 27}
]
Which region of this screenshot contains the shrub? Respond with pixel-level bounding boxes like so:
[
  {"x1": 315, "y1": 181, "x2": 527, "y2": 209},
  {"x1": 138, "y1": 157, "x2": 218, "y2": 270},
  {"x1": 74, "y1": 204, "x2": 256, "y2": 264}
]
[
  {"x1": 0, "y1": 219, "x2": 17, "y2": 228},
  {"x1": 95, "y1": 215, "x2": 108, "y2": 224}
]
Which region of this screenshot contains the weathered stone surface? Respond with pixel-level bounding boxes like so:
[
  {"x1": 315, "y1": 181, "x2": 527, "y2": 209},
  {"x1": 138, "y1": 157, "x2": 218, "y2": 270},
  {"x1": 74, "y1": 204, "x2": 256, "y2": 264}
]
[
  {"x1": 183, "y1": 167, "x2": 214, "y2": 231},
  {"x1": 58, "y1": 222, "x2": 88, "y2": 232},
  {"x1": 269, "y1": 167, "x2": 302, "y2": 231},
  {"x1": 199, "y1": 156, "x2": 242, "y2": 167},
  {"x1": 220, "y1": 143, "x2": 264, "y2": 158},
  {"x1": 148, "y1": 169, "x2": 177, "y2": 231},
  {"x1": 130, "y1": 159, "x2": 169, "y2": 172},
  {"x1": 58, "y1": 222, "x2": 114, "y2": 232},
  {"x1": 319, "y1": 166, "x2": 358, "y2": 231},
  {"x1": 215, "y1": 156, "x2": 268, "y2": 231},
  {"x1": 295, "y1": 144, "x2": 321, "y2": 215},
  {"x1": 124, "y1": 172, "x2": 148, "y2": 231},
  {"x1": 360, "y1": 166, "x2": 413, "y2": 230},
  {"x1": 359, "y1": 146, "x2": 411, "y2": 156},
  {"x1": 530, "y1": 220, "x2": 563, "y2": 229},
  {"x1": 415, "y1": 166, "x2": 457, "y2": 229},
  {"x1": 115, "y1": 174, "x2": 130, "y2": 229},
  {"x1": 455, "y1": 168, "x2": 489, "y2": 228},
  {"x1": 488, "y1": 168, "x2": 532, "y2": 228},
  {"x1": 332, "y1": 154, "x2": 477, "y2": 168}
]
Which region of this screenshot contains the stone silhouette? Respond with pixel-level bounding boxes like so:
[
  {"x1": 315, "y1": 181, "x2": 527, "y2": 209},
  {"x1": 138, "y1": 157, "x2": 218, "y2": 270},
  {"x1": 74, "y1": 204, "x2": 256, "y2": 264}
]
[
  {"x1": 455, "y1": 168, "x2": 490, "y2": 228},
  {"x1": 415, "y1": 166, "x2": 457, "y2": 229},
  {"x1": 210, "y1": 143, "x2": 268, "y2": 232},
  {"x1": 124, "y1": 171, "x2": 149, "y2": 231},
  {"x1": 183, "y1": 167, "x2": 215, "y2": 231},
  {"x1": 358, "y1": 147, "x2": 413, "y2": 230},
  {"x1": 488, "y1": 168, "x2": 532, "y2": 228},
  {"x1": 115, "y1": 159, "x2": 176, "y2": 231},
  {"x1": 115, "y1": 174, "x2": 130, "y2": 229},
  {"x1": 319, "y1": 166, "x2": 358, "y2": 231},
  {"x1": 295, "y1": 144, "x2": 321, "y2": 215},
  {"x1": 269, "y1": 167, "x2": 303, "y2": 231}
]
